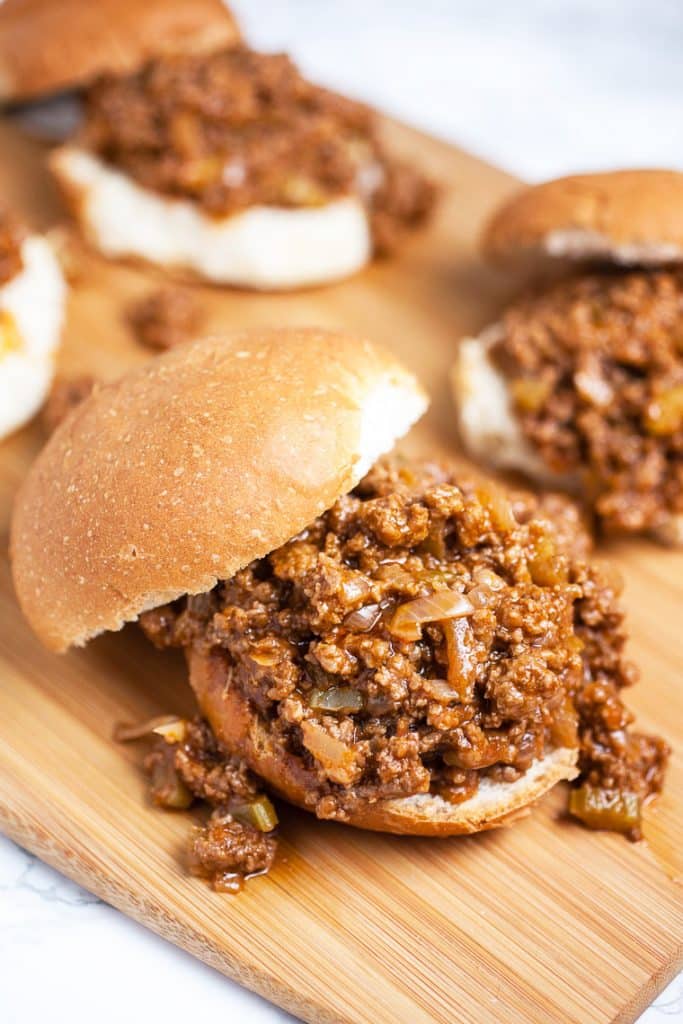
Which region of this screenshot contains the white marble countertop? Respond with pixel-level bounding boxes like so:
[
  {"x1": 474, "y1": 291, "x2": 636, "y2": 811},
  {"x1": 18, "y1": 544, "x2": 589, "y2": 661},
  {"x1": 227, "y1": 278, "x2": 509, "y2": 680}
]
[{"x1": 1, "y1": 2, "x2": 681, "y2": 1021}]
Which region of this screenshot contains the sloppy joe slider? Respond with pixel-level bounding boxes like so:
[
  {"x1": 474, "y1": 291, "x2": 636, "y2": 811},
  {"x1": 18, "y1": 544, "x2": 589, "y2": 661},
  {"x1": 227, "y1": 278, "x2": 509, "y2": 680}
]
[
  {"x1": 11, "y1": 328, "x2": 666, "y2": 888},
  {"x1": 46, "y1": 45, "x2": 435, "y2": 289},
  {"x1": 453, "y1": 170, "x2": 683, "y2": 543},
  {"x1": 2, "y1": 1, "x2": 432, "y2": 288}
]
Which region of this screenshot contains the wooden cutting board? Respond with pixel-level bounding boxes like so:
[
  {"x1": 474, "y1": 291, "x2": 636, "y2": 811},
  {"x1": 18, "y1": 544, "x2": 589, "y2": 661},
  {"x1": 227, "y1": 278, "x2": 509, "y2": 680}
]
[{"x1": 0, "y1": 116, "x2": 680, "y2": 1024}]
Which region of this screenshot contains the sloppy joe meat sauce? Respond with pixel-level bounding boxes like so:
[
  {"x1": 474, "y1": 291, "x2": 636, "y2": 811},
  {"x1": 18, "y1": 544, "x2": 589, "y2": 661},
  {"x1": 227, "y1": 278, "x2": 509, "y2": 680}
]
[
  {"x1": 127, "y1": 286, "x2": 204, "y2": 351},
  {"x1": 140, "y1": 459, "x2": 667, "y2": 884},
  {"x1": 144, "y1": 720, "x2": 277, "y2": 892},
  {"x1": 492, "y1": 269, "x2": 683, "y2": 536},
  {"x1": 82, "y1": 46, "x2": 435, "y2": 254}
]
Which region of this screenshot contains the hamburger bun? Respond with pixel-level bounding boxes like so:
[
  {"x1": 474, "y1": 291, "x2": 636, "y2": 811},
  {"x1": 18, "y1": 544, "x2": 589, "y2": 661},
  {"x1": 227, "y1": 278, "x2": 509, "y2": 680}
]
[
  {"x1": 0, "y1": 233, "x2": 66, "y2": 440},
  {"x1": 50, "y1": 146, "x2": 372, "y2": 290},
  {"x1": 482, "y1": 170, "x2": 683, "y2": 268},
  {"x1": 10, "y1": 327, "x2": 427, "y2": 652},
  {"x1": 0, "y1": 0, "x2": 240, "y2": 105},
  {"x1": 188, "y1": 646, "x2": 579, "y2": 837}
]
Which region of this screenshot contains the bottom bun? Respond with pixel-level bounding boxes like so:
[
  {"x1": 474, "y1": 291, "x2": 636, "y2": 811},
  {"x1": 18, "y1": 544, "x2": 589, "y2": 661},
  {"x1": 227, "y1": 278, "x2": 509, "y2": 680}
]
[
  {"x1": 188, "y1": 647, "x2": 579, "y2": 837},
  {"x1": 50, "y1": 146, "x2": 372, "y2": 289}
]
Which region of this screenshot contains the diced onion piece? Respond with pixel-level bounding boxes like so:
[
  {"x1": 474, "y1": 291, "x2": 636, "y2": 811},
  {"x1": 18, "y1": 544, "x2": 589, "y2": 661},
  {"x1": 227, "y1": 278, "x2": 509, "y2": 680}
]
[
  {"x1": 510, "y1": 376, "x2": 551, "y2": 412},
  {"x1": 301, "y1": 720, "x2": 359, "y2": 785},
  {"x1": 249, "y1": 638, "x2": 295, "y2": 666},
  {"x1": 343, "y1": 603, "x2": 381, "y2": 632},
  {"x1": 417, "y1": 569, "x2": 451, "y2": 592},
  {"x1": 308, "y1": 686, "x2": 364, "y2": 714},
  {"x1": 473, "y1": 567, "x2": 506, "y2": 591},
  {"x1": 341, "y1": 575, "x2": 371, "y2": 603},
  {"x1": 156, "y1": 781, "x2": 193, "y2": 809},
  {"x1": 476, "y1": 484, "x2": 517, "y2": 532},
  {"x1": 114, "y1": 714, "x2": 185, "y2": 743},
  {"x1": 574, "y1": 369, "x2": 613, "y2": 407},
  {"x1": 466, "y1": 584, "x2": 495, "y2": 609},
  {"x1": 389, "y1": 589, "x2": 474, "y2": 642},
  {"x1": 156, "y1": 777, "x2": 193, "y2": 810},
  {"x1": 442, "y1": 617, "x2": 476, "y2": 702},
  {"x1": 421, "y1": 677, "x2": 461, "y2": 703},
  {"x1": 148, "y1": 748, "x2": 193, "y2": 810},
  {"x1": 644, "y1": 385, "x2": 683, "y2": 436},
  {"x1": 212, "y1": 872, "x2": 244, "y2": 894},
  {"x1": 550, "y1": 696, "x2": 579, "y2": 748},
  {"x1": 467, "y1": 568, "x2": 506, "y2": 609},
  {"x1": 153, "y1": 719, "x2": 188, "y2": 744},
  {"x1": 443, "y1": 731, "x2": 510, "y2": 770},
  {"x1": 569, "y1": 785, "x2": 640, "y2": 834},
  {"x1": 281, "y1": 173, "x2": 329, "y2": 206},
  {"x1": 421, "y1": 522, "x2": 447, "y2": 559},
  {"x1": 182, "y1": 155, "x2": 224, "y2": 189},
  {"x1": 375, "y1": 562, "x2": 414, "y2": 588},
  {"x1": 249, "y1": 649, "x2": 280, "y2": 667},
  {"x1": 527, "y1": 534, "x2": 566, "y2": 586},
  {"x1": 230, "y1": 795, "x2": 279, "y2": 832}
]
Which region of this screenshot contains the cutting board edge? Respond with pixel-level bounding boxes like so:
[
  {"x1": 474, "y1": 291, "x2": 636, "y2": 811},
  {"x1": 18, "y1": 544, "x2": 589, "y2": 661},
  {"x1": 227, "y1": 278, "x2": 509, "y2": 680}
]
[{"x1": 0, "y1": 796, "x2": 341, "y2": 1024}]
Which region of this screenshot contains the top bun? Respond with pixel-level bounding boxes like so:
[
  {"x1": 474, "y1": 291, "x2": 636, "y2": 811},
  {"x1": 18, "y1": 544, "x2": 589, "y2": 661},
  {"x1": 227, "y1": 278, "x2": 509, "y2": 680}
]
[
  {"x1": 482, "y1": 169, "x2": 683, "y2": 267},
  {"x1": 0, "y1": 0, "x2": 241, "y2": 104},
  {"x1": 10, "y1": 328, "x2": 427, "y2": 652}
]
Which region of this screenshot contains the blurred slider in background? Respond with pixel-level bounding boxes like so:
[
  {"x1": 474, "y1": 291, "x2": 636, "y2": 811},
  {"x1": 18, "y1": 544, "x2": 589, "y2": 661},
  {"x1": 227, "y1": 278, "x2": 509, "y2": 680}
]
[
  {"x1": 452, "y1": 169, "x2": 683, "y2": 547},
  {"x1": 0, "y1": 0, "x2": 435, "y2": 289}
]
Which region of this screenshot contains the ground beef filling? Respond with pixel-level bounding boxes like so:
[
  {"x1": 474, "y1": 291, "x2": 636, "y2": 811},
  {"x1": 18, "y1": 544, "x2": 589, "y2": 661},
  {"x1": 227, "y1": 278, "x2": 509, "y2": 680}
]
[
  {"x1": 0, "y1": 210, "x2": 24, "y2": 286},
  {"x1": 140, "y1": 458, "x2": 667, "y2": 858},
  {"x1": 143, "y1": 719, "x2": 277, "y2": 892},
  {"x1": 491, "y1": 269, "x2": 683, "y2": 536},
  {"x1": 82, "y1": 46, "x2": 435, "y2": 254},
  {"x1": 127, "y1": 286, "x2": 204, "y2": 351}
]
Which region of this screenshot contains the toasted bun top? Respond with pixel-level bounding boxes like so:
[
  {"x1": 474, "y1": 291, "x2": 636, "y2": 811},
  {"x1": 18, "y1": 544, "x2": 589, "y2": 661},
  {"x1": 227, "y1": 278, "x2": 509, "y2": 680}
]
[
  {"x1": 10, "y1": 328, "x2": 427, "y2": 652},
  {"x1": 0, "y1": 0, "x2": 240, "y2": 104},
  {"x1": 482, "y1": 170, "x2": 683, "y2": 267}
]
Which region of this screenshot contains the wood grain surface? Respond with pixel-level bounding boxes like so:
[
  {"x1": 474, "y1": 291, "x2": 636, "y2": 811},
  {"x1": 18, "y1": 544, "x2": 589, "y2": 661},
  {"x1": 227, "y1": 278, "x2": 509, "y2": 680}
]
[{"x1": 0, "y1": 117, "x2": 680, "y2": 1024}]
